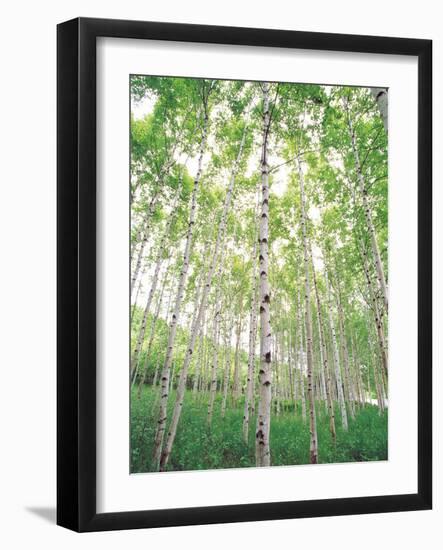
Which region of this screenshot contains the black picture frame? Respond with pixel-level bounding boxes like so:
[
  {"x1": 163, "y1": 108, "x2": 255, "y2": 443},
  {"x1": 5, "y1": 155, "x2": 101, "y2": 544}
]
[{"x1": 57, "y1": 17, "x2": 432, "y2": 532}]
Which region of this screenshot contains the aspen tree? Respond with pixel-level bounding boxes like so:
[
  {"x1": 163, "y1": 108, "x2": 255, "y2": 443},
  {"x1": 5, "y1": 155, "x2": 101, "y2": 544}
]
[
  {"x1": 221, "y1": 323, "x2": 234, "y2": 418},
  {"x1": 130, "y1": 250, "x2": 163, "y2": 377},
  {"x1": 207, "y1": 290, "x2": 222, "y2": 425},
  {"x1": 309, "y1": 239, "x2": 336, "y2": 441},
  {"x1": 159, "y1": 118, "x2": 249, "y2": 468},
  {"x1": 332, "y1": 268, "x2": 356, "y2": 419},
  {"x1": 359, "y1": 240, "x2": 388, "y2": 379},
  {"x1": 135, "y1": 259, "x2": 171, "y2": 394},
  {"x1": 344, "y1": 98, "x2": 388, "y2": 313},
  {"x1": 192, "y1": 309, "x2": 206, "y2": 394},
  {"x1": 324, "y1": 264, "x2": 348, "y2": 430},
  {"x1": 152, "y1": 85, "x2": 213, "y2": 469},
  {"x1": 243, "y1": 187, "x2": 260, "y2": 442},
  {"x1": 296, "y1": 289, "x2": 307, "y2": 422},
  {"x1": 255, "y1": 82, "x2": 273, "y2": 467},
  {"x1": 131, "y1": 191, "x2": 160, "y2": 295},
  {"x1": 297, "y1": 153, "x2": 318, "y2": 463},
  {"x1": 232, "y1": 315, "x2": 242, "y2": 403}
]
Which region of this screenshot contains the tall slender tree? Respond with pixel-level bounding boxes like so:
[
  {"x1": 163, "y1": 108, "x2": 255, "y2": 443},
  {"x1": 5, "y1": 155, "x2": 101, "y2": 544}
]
[
  {"x1": 255, "y1": 82, "x2": 273, "y2": 467},
  {"x1": 152, "y1": 81, "x2": 215, "y2": 468}
]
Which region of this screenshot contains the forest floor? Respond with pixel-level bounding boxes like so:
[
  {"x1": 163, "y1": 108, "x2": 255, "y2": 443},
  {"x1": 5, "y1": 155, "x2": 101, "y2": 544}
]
[{"x1": 131, "y1": 386, "x2": 388, "y2": 473}]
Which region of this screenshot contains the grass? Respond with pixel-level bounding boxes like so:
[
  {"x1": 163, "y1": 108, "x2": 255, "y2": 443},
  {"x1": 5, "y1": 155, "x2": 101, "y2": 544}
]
[{"x1": 131, "y1": 385, "x2": 388, "y2": 473}]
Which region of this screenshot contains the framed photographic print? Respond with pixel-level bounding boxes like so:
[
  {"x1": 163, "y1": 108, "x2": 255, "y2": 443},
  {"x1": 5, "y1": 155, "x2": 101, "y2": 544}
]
[{"x1": 57, "y1": 17, "x2": 432, "y2": 532}]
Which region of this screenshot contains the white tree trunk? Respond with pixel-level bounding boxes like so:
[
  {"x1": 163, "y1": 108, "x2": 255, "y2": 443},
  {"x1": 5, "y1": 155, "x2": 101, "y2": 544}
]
[
  {"x1": 255, "y1": 82, "x2": 272, "y2": 467},
  {"x1": 232, "y1": 316, "x2": 242, "y2": 403},
  {"x1": 273, "y1": 337, "x2": 281, "y2": 416},
  {"x1": 243, "y1": 189, "x2": 260, "y2": 442},
  {"x1": 360, "y1": 242, "x2": 388, "y2": 379},
  {"x1": 131, "y1": 191, "x2": 160, "y2": 296},
  {"x1": 324, "y1": 265, "x2": 348, "y2": 430},
  {"x1": 131, "y1": 156, "x2": 178, "y2": 294},
  {"x1": 296, "y1": 289, "x2": 307, "y2": 422},
  {"x1": 152, "y1": 112, "x2": 209, "y2": 470},
  {"x1": 207, "y1": 292, "x2": 222, "y2": 425},
  {"x1": 334, "y1": 284, "x2": 356, "y2": 419},
  {"x1": 297, "y1": 155, "x2": 318, "y2": 463},
  {"x1": 221, "y1": 325, "x2": 233, "y2": 417},
  {"x1": 288, "y1": 327, "x2": 297, "y2": 403},
  {"x1": 130, "y1": 250, "x2": 163, "y2": 378},
  {"x1": 159, "y1": 122, "x2": 247, "y2": 468},
  {"x1": 370, "y1": 87, "x2": 388, "y2": 134},
  {"x1": 135, "y1": 259, "x2": 170, "y2": 394},
  {"x1": 346, "y1": 103, "x2": 388, "y2": 313},
  {"x1": 311, "y1": 246, "x2": 336, "y2": 441},
  {"x1": 192, "y1": 309, "x2": 206, "y2": 394},
  {"x1": 130, "y1": 261, "x2": 147, "y2": 323},
  {"x1": 131, "y1": 173, "x2": 184, "y2": 377}
]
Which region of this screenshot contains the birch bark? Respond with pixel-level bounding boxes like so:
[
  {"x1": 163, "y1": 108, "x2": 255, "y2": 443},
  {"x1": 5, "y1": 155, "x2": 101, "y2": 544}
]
[
  {"x1": 130, "y1": 250, "x2": 163, "y2": 378},
  {"x1": 345, "y1": 101, "x2": 388, "y2": 313},
  {"x1": 159, "y1": 121, "x2": 247, "y2": 468},
  {"x1": 131, "y1": 173, "x2": 184, "y2": 377},
  {"x1": 152, "y1": 110, "x2": 209, "y2": 470},
  {"x1": 221, "y1": 324, "x2": 233, "y2": 418},
  {"x1": 274, "y1": 337, "x2": 281, "y2": 416},
  {"x1": 296, "y1": 289, "x2": 307, "y2": 422},
  {"x1": 243, "y1": 188, "x2": 260, "y2": 442},
  {"x1": 135, "y1": 259, "x2": 170, "y2": 394},
  {"x1": 131, "y1": 191, "x2": 160, "y2": 295},
  {"x1": 370, "y1": 87, "x2": 388, "y2": 134},
  {"x1": 192, "y1": 309, "x2": 206, "y2": 394},
  {"x1": 311, "y1": 249, "x2": 336, "y2": 441},
  {"x1": 255, "y1": 82, "x2": 273, "y2": 467},
  {"x1": 359, "y1": 242, "x2": 388, "y2": 379},
  {"x1": 297, "y1": 155, "x2": 318, "y2": 463},
  {"x1": 232, "y1": 316, "x2": 242, "y2": 403},
  {"x1": 131, "y1": 262, "x2": 147, "y2": 323},
  {"x1": 207, "y1": 289, "x2": 222, "y2": 425},
  {"x1": 324, "y1": 265, "x2": 348, "y2": 430},
  {"x1": 332, "y1": 267, "x2": 356, "y2": 419}
]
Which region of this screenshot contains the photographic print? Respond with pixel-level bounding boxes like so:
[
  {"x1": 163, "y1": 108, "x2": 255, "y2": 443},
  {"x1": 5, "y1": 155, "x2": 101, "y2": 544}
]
[{"x1": 130, "y1": 76, "x2": 388, "y2": 473}]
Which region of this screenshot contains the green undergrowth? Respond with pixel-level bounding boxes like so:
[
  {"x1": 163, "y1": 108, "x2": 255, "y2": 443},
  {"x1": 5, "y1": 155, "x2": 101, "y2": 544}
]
[{"x1": 131, "y1": 385, "x2": 388, "y2": 473}]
